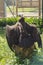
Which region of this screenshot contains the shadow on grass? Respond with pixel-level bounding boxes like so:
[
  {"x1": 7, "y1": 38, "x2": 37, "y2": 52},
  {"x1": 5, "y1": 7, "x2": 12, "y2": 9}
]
[{"x1": 13, "y1": 50, "x2": 43, "y2": 65}]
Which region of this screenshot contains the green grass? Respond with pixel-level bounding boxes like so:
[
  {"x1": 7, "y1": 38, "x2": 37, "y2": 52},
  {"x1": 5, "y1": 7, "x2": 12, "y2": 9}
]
[{"x1": 0, "y1": 29, "x2": 43, "y2": 65}]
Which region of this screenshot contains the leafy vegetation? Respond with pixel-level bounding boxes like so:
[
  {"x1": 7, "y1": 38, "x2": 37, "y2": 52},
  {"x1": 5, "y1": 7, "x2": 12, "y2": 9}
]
[
  {"x1": 0, "y1": 28, "x2": 43, "y2": 65},
  {"x1": 0, "y1": 17, "x2": 17, "y2": 27},
  {"x1": 0, "y1": 17, "x2": 43, "y2": 33},
  {"x1": 0, "y1": 17, "x2": 42, "y2": 26}
]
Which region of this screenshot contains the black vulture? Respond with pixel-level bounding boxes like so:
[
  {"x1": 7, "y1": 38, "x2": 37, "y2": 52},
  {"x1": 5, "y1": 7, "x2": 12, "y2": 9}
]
[{"x1": 6, "y1": 17, "x2": 42, "y2": 57}]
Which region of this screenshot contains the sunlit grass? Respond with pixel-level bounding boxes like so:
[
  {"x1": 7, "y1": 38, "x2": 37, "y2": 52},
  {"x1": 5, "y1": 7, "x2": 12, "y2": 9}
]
[
  {"x1": 0, "y1": 29, "x2": 43, "y2": 65},
  {"x1": 6, "y1": 6, "x2": 38, "y2": 12}
]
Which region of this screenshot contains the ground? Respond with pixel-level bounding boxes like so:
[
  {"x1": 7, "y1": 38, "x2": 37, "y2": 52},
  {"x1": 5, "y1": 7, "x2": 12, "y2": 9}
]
[
  {"x1": 0, "y1": 28, "x2": 43, "y2": 65},
  {"x1": 6, "y1": 7, "x2": 42, "y2": 17}
]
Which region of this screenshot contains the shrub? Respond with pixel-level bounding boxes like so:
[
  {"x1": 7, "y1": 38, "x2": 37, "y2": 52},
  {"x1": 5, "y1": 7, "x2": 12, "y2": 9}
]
[
  {"x1": 0, "y1": 17, "x2": 19, "y2": 27},
  {"x1": 25, "y1": 17, "x2": 34, "y2": 24},
  {"x1": 25, "y1": 17, "x2": 42, "y2": 26},
  {"x1": 6, "y1": 17, "x2": 16, "y2": 25},
  {"x1": 0, "y1": 17, "x2": 42, "y2": 33},
  {"x1": 0, "y1": 17, "x2": 42, "y2": 27}
]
